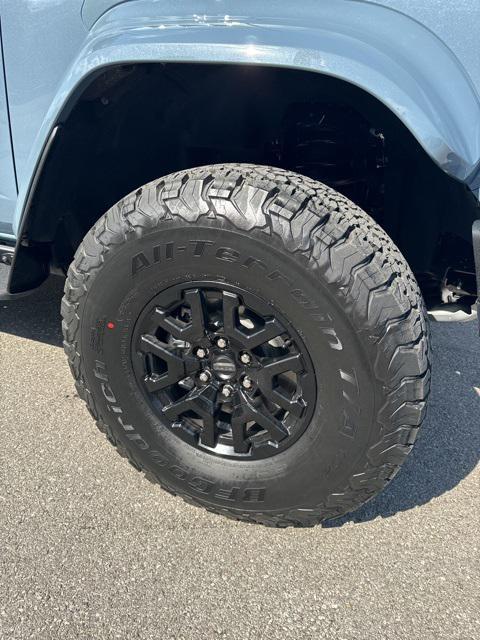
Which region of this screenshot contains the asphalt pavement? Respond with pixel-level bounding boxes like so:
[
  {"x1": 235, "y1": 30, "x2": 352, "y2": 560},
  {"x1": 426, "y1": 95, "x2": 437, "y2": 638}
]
[{"x1": 0, "y1": 265, "x2": 479, "y2": 639}]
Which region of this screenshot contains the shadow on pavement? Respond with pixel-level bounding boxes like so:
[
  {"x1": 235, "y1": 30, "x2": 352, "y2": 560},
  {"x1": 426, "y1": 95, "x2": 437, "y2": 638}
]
[
  {"x1": 326, "y1": 320, "x2": 480, "y2": 526},
  {"x1": 1, "y1": 269, "x2": 479, "y2": 525},
  {"x1": 0, "y1": 270, "x2": 64, "y2": 347}
]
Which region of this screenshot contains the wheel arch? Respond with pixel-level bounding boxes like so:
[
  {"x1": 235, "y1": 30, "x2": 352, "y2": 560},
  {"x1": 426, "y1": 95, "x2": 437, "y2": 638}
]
[{"x1": 6, "y1": 1, "x2": 480, "y2": 294}]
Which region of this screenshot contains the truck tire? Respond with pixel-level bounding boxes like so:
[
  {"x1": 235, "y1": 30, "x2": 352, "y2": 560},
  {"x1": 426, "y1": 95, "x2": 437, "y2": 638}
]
[{"x1": 62, "y1": 164, "x2": 430, "y2": 527}]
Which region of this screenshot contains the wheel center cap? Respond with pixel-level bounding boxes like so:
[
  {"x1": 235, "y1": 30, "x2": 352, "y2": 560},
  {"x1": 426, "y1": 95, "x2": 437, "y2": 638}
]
[{"x1": 212, "y1": 354, "x2": 237, "y2": 380}]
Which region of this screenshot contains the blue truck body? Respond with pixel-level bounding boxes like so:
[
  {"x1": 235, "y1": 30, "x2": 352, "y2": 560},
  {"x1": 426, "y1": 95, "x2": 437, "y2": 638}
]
[{"x1": 0, "y1": 0, "x2": 479, "y2": 295}]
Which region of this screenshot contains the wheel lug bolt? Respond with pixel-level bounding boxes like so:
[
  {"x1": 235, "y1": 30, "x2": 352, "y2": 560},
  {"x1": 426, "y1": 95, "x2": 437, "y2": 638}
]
[
  {"x1": 221, "y1": 384, "x2": 234, "y2": 398},
  {"x1": 242, "y1": 376, "x2": 253, "y2": 390},
  {"x1": 216, "y1": 337, "x2": 228, "y2": 349},
  {"x1": 240, "y1": 352, "x2": 251, "y2": 364},
  {"x1": 195, "y1": 347, "x2": 208, "y2": 359},
  {"x1": 198, "y1": 371, "x2": 211, "y2": 384}
]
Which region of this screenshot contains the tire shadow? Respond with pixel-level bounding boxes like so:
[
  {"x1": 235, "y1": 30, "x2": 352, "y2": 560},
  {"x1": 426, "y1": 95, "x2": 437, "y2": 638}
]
[
  {"x1": 1, "y1": 267, "x2": 479, "y2": 524},
  {"x1": 0, "y1": 269, "x2": 64, "y2": 348}
]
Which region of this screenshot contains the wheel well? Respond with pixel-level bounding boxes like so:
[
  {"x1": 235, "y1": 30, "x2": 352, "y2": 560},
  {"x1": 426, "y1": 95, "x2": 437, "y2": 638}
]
[{"x1": 15, "y1": 62, "x2": 480, "y2": 305}]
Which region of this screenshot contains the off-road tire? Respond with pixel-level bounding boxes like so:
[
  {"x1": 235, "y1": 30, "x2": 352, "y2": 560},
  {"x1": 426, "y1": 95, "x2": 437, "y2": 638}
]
[{"x1": 62, "y1": 164, "x2": 430, "y2": 527}]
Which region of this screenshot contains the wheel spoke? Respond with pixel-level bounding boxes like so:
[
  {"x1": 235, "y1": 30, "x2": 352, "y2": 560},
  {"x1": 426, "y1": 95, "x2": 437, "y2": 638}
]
[
  {"x1": 222, "y1": 291, "x2": 283, "y2": 349},
  {"x1": 256, "y1": 353, "x2": 306, "y2": 417},
  {"x1": 162, "y1": 385, "x2": 218, "y2": 448},
  {"x1": 246, "y1": 318, "x2": 285, "y2": 349},
  {"x1": 262, "y1": 353, "x2": 303, "y2": 376},
  {"x1": 154, "y1": 288, "x2": 207, "y2": 343},
  {"x1": 270, "y1": 389, "x2": 305, "y2": 418},
  {"x1": 233, "y1": 392, "x2": 289, "y2": 444},
  {"x1": 139, "y1": 334, "x2": 190, "y2": 391},
  {"x1": 230, "y1": 412, "x2": 250, "y2": 454},
  {"x1": 184, "y1": 289, "x2": 207, "y2": 339},
  {"x1": 222, "y1": 291, "x2": 240, "y2": 338}
]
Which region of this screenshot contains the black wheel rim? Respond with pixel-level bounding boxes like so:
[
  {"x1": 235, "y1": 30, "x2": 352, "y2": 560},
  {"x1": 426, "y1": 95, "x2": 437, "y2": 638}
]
[{"x1": 132, "y1": 282, "x2": 316, "y2": 460}]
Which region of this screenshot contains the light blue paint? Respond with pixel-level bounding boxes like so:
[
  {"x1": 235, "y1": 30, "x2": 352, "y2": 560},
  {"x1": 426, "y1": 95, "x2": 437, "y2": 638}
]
[
  {"x1": 0, "y1": 0, "x2": 479, "y2": 241},
  {"x1": 0, "y1": 24, "x2": 17, "y2": 238}
]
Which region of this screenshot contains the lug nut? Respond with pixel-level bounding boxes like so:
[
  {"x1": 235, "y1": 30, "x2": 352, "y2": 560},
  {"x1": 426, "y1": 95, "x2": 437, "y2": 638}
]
[
  {"x1": 216, "y1": 337, "x2": 228, "y2": 349},
  {"x1": 198, "y1": 371, "x2": 211, "y2": 384},
  {"x1": 242, "y1": 376, "x2": 253, "y2": 390},
  {"x1": 195, "y1": 347, "x2": 208, "y2": 359},
  {"x1": 240, "y1": 352, "x2": 251, "y2": 364},
  {"x1": 221, "y1": 384, "x2": 234, "y2": 398}
]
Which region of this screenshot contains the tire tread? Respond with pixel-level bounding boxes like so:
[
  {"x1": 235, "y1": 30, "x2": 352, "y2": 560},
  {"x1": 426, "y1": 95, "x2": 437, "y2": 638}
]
[{"x1": 62, "y1": 163, "x2": 430, "y2": 527}]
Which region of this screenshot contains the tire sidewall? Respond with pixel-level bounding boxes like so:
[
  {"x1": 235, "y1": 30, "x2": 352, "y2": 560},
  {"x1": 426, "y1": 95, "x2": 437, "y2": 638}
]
[{"x1": 79, "y1": 218, "x2": 380, "y2": 514}]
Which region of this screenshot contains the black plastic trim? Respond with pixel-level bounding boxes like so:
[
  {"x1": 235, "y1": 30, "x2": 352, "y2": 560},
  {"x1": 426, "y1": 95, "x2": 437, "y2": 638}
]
[
  {"x1": 472, "y1": 220, "x2": 480, "y2": 332},
  {"x1": 6, "y1": 125, "x2": 60, "y2": 296}
]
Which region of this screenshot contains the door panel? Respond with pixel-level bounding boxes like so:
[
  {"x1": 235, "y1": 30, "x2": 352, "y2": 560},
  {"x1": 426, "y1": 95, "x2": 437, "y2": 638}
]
[{"x1": 0, "y1": 25, "x2": 16, "y2": 238}]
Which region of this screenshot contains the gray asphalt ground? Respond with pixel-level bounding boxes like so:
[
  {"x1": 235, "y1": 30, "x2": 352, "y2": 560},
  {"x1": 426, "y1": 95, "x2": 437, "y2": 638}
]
[{"x1": 0, "y1": 265, "x2": 479, "y2": 640}]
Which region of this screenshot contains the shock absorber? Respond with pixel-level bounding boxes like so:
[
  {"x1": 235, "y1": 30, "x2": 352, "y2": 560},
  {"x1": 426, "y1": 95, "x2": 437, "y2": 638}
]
[{"x1": 272, "y1": 102, "x2": 386, "y2": 222}]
